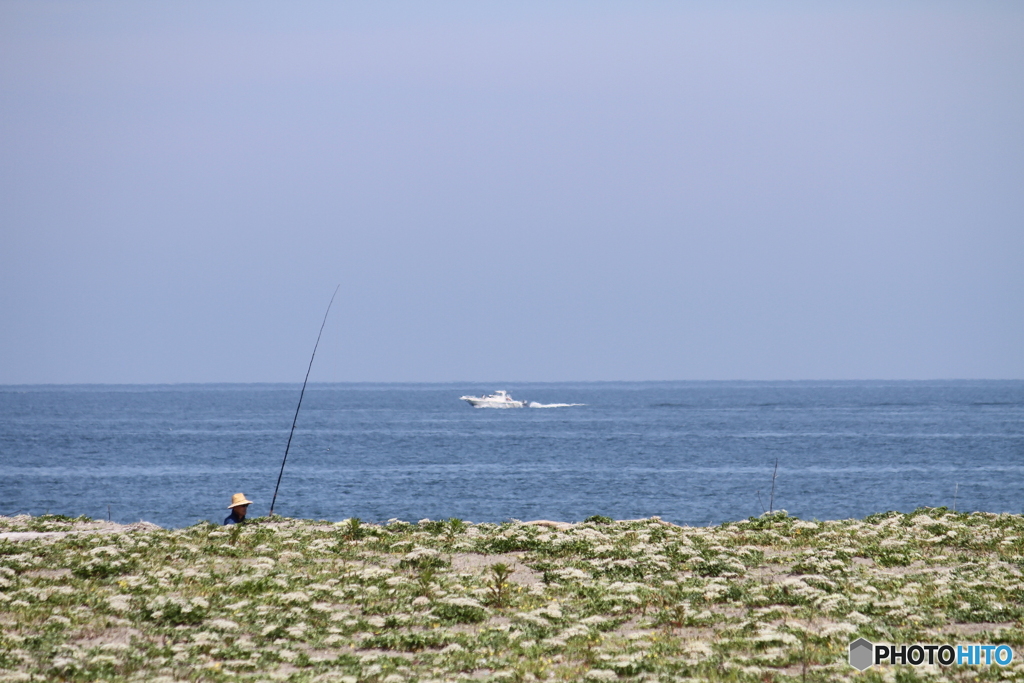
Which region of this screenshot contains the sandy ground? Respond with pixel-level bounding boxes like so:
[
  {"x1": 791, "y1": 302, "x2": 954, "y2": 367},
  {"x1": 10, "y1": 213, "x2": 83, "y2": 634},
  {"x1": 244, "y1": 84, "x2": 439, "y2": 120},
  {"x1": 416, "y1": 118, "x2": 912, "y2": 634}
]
[
  {"x1": 0, "y1": 516, "x2": 682, "y2": 542},
  {"x1": 0, "y1": 519, "x2": 161, "y2": 541}
]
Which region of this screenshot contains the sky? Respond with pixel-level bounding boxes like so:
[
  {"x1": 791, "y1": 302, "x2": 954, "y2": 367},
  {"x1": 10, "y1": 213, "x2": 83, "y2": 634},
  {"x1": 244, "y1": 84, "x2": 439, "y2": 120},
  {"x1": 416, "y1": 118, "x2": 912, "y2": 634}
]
[{"x1": 1, "y1": 1, "x2": 1022, "y2": 383}]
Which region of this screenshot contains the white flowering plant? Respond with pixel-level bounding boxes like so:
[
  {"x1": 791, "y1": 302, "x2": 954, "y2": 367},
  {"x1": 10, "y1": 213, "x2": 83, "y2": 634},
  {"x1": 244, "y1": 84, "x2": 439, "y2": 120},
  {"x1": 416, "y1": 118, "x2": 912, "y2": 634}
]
[{"x1": 0, "y1": 509, "x2": 1021, "y2": 681}]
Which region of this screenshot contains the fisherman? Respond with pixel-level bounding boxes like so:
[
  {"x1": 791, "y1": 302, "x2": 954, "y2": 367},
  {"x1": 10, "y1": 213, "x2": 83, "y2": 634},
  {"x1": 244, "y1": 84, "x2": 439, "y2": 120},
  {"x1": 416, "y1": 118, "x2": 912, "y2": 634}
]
[{"x1": 224, "y1": 493, "x2": 253, "y2": 525}]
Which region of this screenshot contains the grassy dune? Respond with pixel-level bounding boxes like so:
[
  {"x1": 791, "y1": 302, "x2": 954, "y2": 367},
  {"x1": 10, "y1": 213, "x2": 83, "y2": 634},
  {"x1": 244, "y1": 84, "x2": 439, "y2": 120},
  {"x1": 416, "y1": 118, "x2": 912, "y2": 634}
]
[{"x1": 1, "y1": 509, "x2": 1022, "y2": 682}]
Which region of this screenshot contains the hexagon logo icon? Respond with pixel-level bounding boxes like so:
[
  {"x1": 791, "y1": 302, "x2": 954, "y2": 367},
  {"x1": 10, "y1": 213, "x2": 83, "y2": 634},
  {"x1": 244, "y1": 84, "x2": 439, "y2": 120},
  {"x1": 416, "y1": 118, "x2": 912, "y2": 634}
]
[{"x1": 849, "y1": 638, "x2": 874, "y2": 671}]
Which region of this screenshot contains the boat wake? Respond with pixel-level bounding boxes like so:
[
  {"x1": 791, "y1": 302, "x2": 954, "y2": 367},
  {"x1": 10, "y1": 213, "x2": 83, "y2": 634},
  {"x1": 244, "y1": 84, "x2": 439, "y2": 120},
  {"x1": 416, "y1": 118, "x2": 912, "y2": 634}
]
[
  {"x1": 460, "y1": 391, "x2": 583, "y2": 409},
  {"x1": 527, "y1": 402, "x2": 585, "y2": 408}
]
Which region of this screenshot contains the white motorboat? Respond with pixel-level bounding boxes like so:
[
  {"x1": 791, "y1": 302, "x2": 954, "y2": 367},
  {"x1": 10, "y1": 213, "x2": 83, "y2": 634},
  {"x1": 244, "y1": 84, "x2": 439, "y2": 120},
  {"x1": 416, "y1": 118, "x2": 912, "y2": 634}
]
[{"x1": 459, "y1": 390, "x2": 526, "y2": 408}]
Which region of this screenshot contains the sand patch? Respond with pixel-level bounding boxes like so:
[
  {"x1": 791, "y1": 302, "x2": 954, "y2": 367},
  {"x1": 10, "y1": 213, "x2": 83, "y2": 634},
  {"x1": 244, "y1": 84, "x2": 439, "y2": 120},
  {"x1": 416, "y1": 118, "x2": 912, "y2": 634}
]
[
  {"x1": 23, "y1": 568, "x2": 73, "y2": 579},
  {"x1": 72, "y1": 626, "x2": 144, "y2": 649},
  {"x1": 0, "y1": 519, "x2": 161, "y2": 542},
  {"x1": 935, "y1": 622, "x2": 1017, "y2": 636},
  {"x1": 450, "y1": 552, "x2": 542, "y2": 586}
]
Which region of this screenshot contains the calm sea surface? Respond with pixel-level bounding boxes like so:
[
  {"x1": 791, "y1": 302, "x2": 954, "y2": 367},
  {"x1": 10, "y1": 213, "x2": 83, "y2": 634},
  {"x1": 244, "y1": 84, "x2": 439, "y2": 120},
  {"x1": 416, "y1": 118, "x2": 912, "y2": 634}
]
[{"x1": 1, "y1": 381, "x2": 1021, "y2": 529}]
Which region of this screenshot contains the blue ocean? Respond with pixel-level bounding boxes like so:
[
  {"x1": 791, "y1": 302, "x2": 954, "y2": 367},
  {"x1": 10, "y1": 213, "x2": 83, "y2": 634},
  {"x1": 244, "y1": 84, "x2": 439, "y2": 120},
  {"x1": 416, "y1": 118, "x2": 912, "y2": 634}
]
[{"x1": 1, "y1": 381, "x2": 1021, "y2": 529}]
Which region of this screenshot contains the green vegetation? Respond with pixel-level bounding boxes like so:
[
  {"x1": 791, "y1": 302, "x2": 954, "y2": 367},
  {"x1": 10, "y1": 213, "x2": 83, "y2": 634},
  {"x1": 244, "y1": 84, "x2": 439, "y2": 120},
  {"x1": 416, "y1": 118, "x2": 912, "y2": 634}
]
[{"x1": 0, "y1": 509, "x2": 1022, "y2": 681}]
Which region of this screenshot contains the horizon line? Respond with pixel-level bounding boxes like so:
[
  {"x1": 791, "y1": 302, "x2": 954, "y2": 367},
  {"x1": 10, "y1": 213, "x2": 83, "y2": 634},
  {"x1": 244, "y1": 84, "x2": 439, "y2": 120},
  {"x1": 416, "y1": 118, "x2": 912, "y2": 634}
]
[{"x1": 2, "y1": 378, "x2": 1022, "y2": 388}]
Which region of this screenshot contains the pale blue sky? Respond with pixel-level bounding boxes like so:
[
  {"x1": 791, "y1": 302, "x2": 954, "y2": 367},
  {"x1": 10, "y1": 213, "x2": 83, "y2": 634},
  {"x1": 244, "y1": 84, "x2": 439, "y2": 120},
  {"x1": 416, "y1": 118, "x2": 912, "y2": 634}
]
[{"x1": 1, "y1": 2, "x2": 1022, "y2": 383}]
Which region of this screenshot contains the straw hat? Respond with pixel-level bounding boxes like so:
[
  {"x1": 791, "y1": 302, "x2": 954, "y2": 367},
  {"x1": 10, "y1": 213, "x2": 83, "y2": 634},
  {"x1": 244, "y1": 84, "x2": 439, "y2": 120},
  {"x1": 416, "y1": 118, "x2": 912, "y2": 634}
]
[{"x1": 228, "y1": 493, "x2": 254, "y2": 509}]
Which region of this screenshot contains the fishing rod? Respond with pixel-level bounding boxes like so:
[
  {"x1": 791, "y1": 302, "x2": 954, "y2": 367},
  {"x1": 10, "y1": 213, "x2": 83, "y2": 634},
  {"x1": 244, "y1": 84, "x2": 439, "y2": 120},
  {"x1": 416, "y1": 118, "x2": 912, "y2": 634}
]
[{"x1": 268, "y1": 285, "x2": 340, "y2": 517}]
